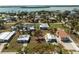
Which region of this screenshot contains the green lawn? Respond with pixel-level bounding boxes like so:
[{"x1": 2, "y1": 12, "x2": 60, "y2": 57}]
[
  {"x1": 34, "y1": 23, "x2": 68, "y2": 30},
  {"x1": 49, "y1": 23, "x2": 63, "y2": 28},
  {"x1": 2, "y1": 32, "x2": 22, "y2": 52},
  {"x1": 34, "y1": 23, "x2": 40, "y2": 30},
  {"x1": 49, "y1": 23, "x2": 70, "y2": 32}
]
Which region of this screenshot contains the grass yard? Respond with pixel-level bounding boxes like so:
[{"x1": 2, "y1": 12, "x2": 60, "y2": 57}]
[
  {"x1": 49, "y1": 23, "x2": 70, "y2": 32},
  {"x1": 34, "y1": 23, "x2": 40, "y2": 30},
  {"x1": 2, "y1": 32, "x2": 22, "y2": 52}
]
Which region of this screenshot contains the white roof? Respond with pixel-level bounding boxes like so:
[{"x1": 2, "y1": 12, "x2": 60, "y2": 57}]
[
  {"x1": 40, "y1": 23, "x2": 49, "y2": 28},
  {"x1": 76, "y1": 32, "x2": 79, "y2": 35},
  {"x1": 17, "y1": 35, "x2": 30, "y2": 41},
  {"x1": 29, "y1": 26, "x2": 35, "y2": 30},
  {"x1": 49, "y1": 17, "x2": 55, "y2": 20},
  {"x1": 0, "y1": 31, "x2": 15, "y2": 40},
  {"x1": 5, "y1": 31, "x2": 15, "y2": 40},
  {"x1": 45, "y1": 33, "x2": 56, "y2": 41},
  {"x1": 23, "y1": 23, "x2": 35, "y2": 29},
  {"x1": 3, "y1": 18, "x2": 7, "y2": 21}
]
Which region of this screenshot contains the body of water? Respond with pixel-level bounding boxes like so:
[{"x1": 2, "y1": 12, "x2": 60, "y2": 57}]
[{"x1": 0, "y1": 6, "x2": 79, "y2": 13}]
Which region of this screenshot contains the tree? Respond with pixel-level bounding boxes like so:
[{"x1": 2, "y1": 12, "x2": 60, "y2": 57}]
[
  {"x1": 75, "y1": 25, "x2": 79, "y2": 31},
  {"x1": 0, "y1": 20, "x2": 5, "y2": 30},
  {"x1": 70, "y1": 21, "x2": 78, "y2": 30}
]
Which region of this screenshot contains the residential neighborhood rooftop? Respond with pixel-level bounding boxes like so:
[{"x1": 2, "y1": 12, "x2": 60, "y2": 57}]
[
  {"x1": 45, "y1": 33, "x2": 56, "y2": 42},
  {"x1": 0, "y1": 31, "x2": 15, "y2": 41},
  {"x1": 17, "y1": 35, "x2": 30, "y2": 41},
  {"x1": 56, "y1": 29, "x2": 68, "y2": 39},
  {"x1": 40, "y1": 23, "x2": 49, "y2": 28}
]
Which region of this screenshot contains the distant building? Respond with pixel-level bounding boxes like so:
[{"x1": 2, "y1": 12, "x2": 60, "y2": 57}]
[
  {"x1": 34, "y1": 15, "x2": 40, "y2": 22},
  {"x1": 3, "y1": 17, "x2": 17, "y2": 23},
  {"x1": 49, "y1": 17, "x2": 57, "y2": 23},
  {"x1": 11, "y1": 26, "x2": 17, "y2": 31},
  {"x1": 40, "y1": 23, "x2": 49, "y2": 30}
]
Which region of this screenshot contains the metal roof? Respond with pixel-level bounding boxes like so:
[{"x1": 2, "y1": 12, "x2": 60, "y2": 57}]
[
  {"x1": 17, "y1": 35, "x2": 30, "y2": 41},
  {"x1": 40, "y1": 23, "x2": 49, "y2": 28},
  {"x1": 0, "y1": 31, "x2": 15, "y2": 40},
  {"x1": 45, "y1": 33, "x2": 56, "y2": 42}
]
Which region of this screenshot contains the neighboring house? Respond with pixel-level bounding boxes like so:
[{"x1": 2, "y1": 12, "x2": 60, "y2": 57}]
[
  {"x1": 23, "y1": 23, "x2": 35, "y2": 31},
  {"x1": 49, "y1": 17, "x2": 57, "y2": 23},
  {"x1": 45, "y1": 33, "x2": 57, "y2": 43},
  {"x1": 17, "y1": 35, "x2": 30, "y2": 43},
  {"x1": 3, "y1": 17, "x2": 16, "y2": 23},
  {"x1": 39, "y1": 23, "x2": 49, "y2": 30},
  {"x1": 11, "y1": 26, "x2": 17, "y2": 31},
  {"x1": 56, "y1": 29, "x2": 71, "y2": 42},
  {"x1": 16, "y1": 23, "x2": 35, "y2": 32},
  {"x1": 56, "y1": 29, "x2": 79, "y2": 51},
  {"x1": 0, "y1": 31, "x2": 15, "y2": 42},
  {"x1": 34, "y1": 15, "x2": 40, "y2": 22}
]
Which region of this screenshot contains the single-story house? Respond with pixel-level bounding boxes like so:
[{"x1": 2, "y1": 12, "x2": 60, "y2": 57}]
[
  {"x1": 34, "y1": 15, "x2": 40, "y2": 22},
  {"x1": 45, "y1": 33, "x2": 57, "y2": 43},
  {"x1": 56, "y1": 29, "x2": 79, "y2": 51},
  {"x1": 11, "y1": 26, "x2": 17, "y2": 31},
  {"x1": 16, "y1": 23, "x2": 35, "y2": 32},
  {"x1": 0, "y1": 31, "x2": 15, "y2": 42},
  {"x1": 56, "y1": 29, "x2": 72, "y2": 43},
  {"x1": 17, "y1": 35, "x2": 30, "y2": 43},
  {"x1": 40, "y1": 23, "x2": 49, "y2": 30},
  {"x1": 3, "y1": 17, "x2": 16, "y2": 23},
  {"x1": 49, "y1": 17, "x2": 57, "y2": 23},
  {"x1": 23, "y1": 23, "x2": 35, "y2": 31}
]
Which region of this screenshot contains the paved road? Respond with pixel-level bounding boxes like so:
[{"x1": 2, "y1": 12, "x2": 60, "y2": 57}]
[
  {"x1": 0, "y1": 43, "x2": 6, "y2": 52},
  {"x1": 0, "y1": 52, "x2": 17, "y2": 54}
]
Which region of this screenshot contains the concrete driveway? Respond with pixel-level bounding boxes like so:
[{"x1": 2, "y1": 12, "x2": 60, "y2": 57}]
[
  {"x1": 56, "y1": 36, "x2": 79, "y2": 51},
  {"x1": 0, "y1": 43, "x2": 7, "y2": 53}
]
